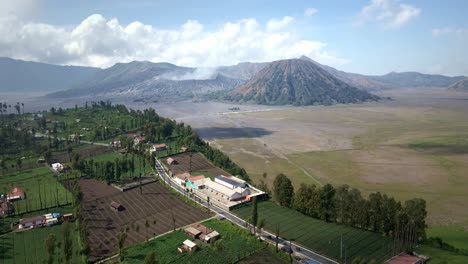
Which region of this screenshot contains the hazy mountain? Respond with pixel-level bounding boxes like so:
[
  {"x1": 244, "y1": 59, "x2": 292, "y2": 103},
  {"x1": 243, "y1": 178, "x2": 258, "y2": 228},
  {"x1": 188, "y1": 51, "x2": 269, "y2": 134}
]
[
  {"x1": 369, "y1": 71, "x2": 466, "y2": 88},
  {"x1": 223, "y1": 59, "x2": 379, "y2": 106},
  {"x1": 48, "y1": 61, "x2": 243, "y2": 101},
  {"x1": 299, "y1": 56, "x2": 465, "y2": 90},
  {"x1": 447, "y1": 78, "x2": 468, "y2": 92},
  {"x1": 0, "y1": 57, "x2": 101, "y2": 93}
]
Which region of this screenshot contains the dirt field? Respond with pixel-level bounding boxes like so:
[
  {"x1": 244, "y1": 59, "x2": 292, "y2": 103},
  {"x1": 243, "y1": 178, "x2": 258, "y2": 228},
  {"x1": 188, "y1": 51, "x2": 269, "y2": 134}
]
[
  {"x1": 147, "y1": 90, "x2": 468, "y2": 228},
  {"x1": 162, "y1": 151, "x2": 228, "y2": 176},
  {"x1": 79, "y1": 178, "x2": 211, "y2": 261}
]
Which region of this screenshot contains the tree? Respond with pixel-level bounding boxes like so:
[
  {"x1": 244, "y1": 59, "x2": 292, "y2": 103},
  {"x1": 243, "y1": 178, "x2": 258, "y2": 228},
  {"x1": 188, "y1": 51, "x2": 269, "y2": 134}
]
[
  {"x1": 258, "y1": 218, "x2": 266, "y2": 239},
  {"x1": 145, "y1": 219, "x2": 150, "y2": 241},
  {"x1": 274, "y1": 224, "x2": 281, "y2": 253},
  {"x1": 272, "y1": 174, "x2": 294, "y2": 207},
  {"x1": 403, "y1": 198, "x2": 427, "y2": 241},
  {"x1": 144, "y1": 251, "x2": 156, "y2": 264},
  {"x1": 61, "y1": 221, "x2": 73, "y2": 264},
  {"x1": 251, "y1": 196, "x2": 258, "y2": 235},
  {"x1": 45, "y1": 233, "x2": 56, "y2": 264},
  {"x1": 319, "y1": 184, "x2": 336, "y2": 222},
  {"x1": 368, "y1": 192, "x2": 383, "y2": 233}
]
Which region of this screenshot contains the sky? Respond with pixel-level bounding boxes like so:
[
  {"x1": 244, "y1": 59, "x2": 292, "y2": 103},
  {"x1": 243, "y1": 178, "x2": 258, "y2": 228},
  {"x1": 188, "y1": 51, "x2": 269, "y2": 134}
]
[{"x1": 0, "y1": 0, "x2": 467, "y2": 76}]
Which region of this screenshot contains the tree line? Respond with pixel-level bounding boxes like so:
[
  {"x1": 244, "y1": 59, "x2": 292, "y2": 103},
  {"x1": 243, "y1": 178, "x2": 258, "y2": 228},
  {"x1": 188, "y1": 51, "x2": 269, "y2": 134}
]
[{"x1": 273, "y1": 173, "x2": 427, "y2": 248}]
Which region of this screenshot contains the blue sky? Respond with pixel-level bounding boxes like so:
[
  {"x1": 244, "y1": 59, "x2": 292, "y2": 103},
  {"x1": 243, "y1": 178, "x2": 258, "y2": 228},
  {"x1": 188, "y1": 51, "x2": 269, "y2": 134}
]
[{"x1": 0, "y1": 0, "x2": 467, "y2": 76}]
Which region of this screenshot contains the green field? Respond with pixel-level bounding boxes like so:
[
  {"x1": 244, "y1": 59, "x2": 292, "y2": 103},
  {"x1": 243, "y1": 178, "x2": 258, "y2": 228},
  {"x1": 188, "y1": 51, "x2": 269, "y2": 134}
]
[
  {"x1": 418, "y1": 245, "x2": 468, "y2": 264},
  {"x1": 0, "y1": 221, "x2": 83, "y2": 264},
  {"x1": 233, "y1": 201, "x2": 393, "y2": 263},
  {"x1": 0, "y1": 167, "x2": 73, "y2": 214},
  {"x1": 427, "y1": 225, "x2": 468, "y2": 251},
  {"x1": 123, "y1": 219, "x2": 268, "y2": 264}
]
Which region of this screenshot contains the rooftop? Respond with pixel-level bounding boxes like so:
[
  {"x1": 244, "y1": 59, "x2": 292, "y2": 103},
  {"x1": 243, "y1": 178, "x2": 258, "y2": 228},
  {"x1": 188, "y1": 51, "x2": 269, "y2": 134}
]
[
  {"x1": 215, "y1": 175, "x2": 246, "y2": 188},
  {"x1": 20, "y1": 215, "x2": 45, "y2": 224},
  {"x1": 183, "y1": 239, "x2": 197, "y2": 248},
  {"x1": 387, "y1": 253, "x2": 424, "y2": 264},
  {"x1": 187, "y1": 175, "x2": 205, "y2": 183}
]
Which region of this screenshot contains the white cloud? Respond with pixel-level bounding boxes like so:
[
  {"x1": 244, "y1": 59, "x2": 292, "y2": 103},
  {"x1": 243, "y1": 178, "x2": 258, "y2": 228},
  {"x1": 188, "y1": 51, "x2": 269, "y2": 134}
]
[
  {"x1": 266, "y1": 16, "x2": 294, "y2": 32},
  {"x1": 432, "y1": 27, "x2": 468, "y2": 37},
  {"x1": 0, "y1": 13, "x2": 348, "y2": 68},
  {"x1": 356, "y1": 0, "x2": 420, "y2": 29},
  {"x1": 305, "y1": 8, "x2": 318, "y2": 17}
]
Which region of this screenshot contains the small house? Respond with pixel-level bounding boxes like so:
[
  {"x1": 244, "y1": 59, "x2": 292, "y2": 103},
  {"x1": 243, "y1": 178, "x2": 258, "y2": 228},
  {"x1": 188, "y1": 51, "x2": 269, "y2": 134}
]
[
  {"x1": 167, "y1": 157, "x2": 178, "y2": 165},
  {"x1": 152, "y1": 143, "x2": 167, "y2": 152},
  {"x1": 204, "y1": 231, "x2": 220, "y2": 243},
  {"x1": 184, "y1": 226, "x2": 202, "y2": 239},
  {"x1": 19, "y1": 215, "x2": 46, "y2": 229},
  {"x1": 7, "y1": 187, "x2": 25, "y2": 201},
  {"x1": 51, "y1": 163, "x2": 64, "y2": 173},
  {"x1": 177, "y1": 239, "x2": 198, "y2": 253},
  {"x1": 63, "y1": 213, "x2": 74, "y2": 221},
  {"x1": 186, "y1": 175, "x2": 206, "y2": 189},
  {"x1": 110, "y1": 201, "x2": 125, "y2": 212},
  {"x1": 387, "y1": 253, "x2": 426, "y2": 264},
  {"x1": 0, "y1": 198, "x2": 14, "y2": 217},
  {"x1": 181, "y1": 147, "x2": 188, "y2": 152},
  {"x1": 134, "y1": 136, "x2": 147, "y2": 145},
  {"x1": 175, "y1": 172, "x2": 191, "y2": 185}
]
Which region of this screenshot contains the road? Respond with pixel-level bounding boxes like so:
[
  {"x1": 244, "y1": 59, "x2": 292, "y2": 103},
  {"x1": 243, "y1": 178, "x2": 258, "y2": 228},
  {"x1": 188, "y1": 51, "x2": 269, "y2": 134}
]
[{"x1": 154, "y1": 159, "x2": 338, "y2": 264}]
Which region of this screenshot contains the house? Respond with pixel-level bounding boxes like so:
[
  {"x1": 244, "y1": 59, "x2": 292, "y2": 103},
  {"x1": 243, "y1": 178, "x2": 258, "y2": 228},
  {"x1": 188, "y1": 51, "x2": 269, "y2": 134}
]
[
  {"x1": 186, "y1": 175, "x2": 206, "y2": 189},
  {"x1": 117, "y1": 149, "x2": 127, "y2": 155},
  {"x1": 215, "y1": 175, "x2": 247, "y2": 189},
  {"x1": 387, "y1": 253, "x2": 426, "y2": 264},
  {"x1": 166, "y1": 157, "x2": 178, "y2": 165},
  {"x1": 110, "y1": 139, "x2": 121, "y2": 147},
  {"x1": 202, "y1": 178, "x2": 251, "y2": 201},
  {"x1": 0, "y1": 198, "x2": 14, "y2": 217},
  {"x1": 177, "y1": 239, "x2": 198, "y2": 253},
  {"x1": 45, "y1": 129, "x2": 57, "y2": 134},
  {"x1": 134, "y1": 136, "x2": 147, "y2": 145},
  {"x1": 204, "y1": 230, "x2": 220, "y2": 243},
  {"x1": 110, "y1": 201, "x2": 125, "y2": 212},
  {"x1": 7, "y1": 187, "x2": 25, "y2": 201},
  {"x1": 152, "y1": 143, "x2": 167, "y2": 152},
  {"x1": 181, "y1": 147, "x2": 188, "y2": 152},
  {"x1": 19, "y1": 215, "x2": 46, "y2": 229},
  {"x1": 184, "y1": 226, "x2": 202, "y2": 239},
  {"x1": 174, "y1": 172, "x2": 192, "y2": 185},
  {"x1": 51, "y1": 163, "x2": 64, "y2": 173},
  {"x1": 63, "y1": 213, "x2": 74, "y2": 221}
]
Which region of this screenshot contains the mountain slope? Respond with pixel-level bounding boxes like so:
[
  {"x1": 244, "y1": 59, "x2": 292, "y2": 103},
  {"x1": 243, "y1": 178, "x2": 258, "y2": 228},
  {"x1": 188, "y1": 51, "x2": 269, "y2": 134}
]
[
  {"x1": 48, "y1": 61, "x2": 243, "y2": 101},
  {"x1": 447, "y1": 78, "x2": 468, "y2": 92},
  {"x1": 299, "y1": 56, "x2": 465, "y2": 90},
  {"x1": 0, "y1": 57, "x2": 101, "y2": 93},
  {"x1": 225, "y1": 59, "x2": 379, "y2": 106},
  {"x1": 370, "y1": 71, "x2": 466, "y2": 88},
  {"x1": 217, "y1": 62, "x2": 269, "y2": 80}
]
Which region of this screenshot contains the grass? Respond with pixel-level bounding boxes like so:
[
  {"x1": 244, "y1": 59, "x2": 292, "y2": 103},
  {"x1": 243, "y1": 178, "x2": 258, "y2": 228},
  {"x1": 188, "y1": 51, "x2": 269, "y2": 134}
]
[
  {"x1": 0, "y1": 221, "x2": 83, "y2": 264},
  {"x1": 406, "y1": 135, "x2": 468, "y2": 154},
  {"x1": 427, "y1": 225, "x2": 468, "y2": 251},
  {"x1": 0, "y1": 167, "x2": 73, "y2": 215},
  {"x1": 122, "y1": 219, "x2": 268, "y2": 264},
  {"x1": 417, "y1": 245, "x2": 468, "y2": 264},
  {"x1": 233, "y1": 201, "x2": 393, "y2": 263},
  {"x1": 239, "y1": 247, "x2": 288, "y2": 264},
  {"x1": 191, "y1": 170, "x2": 216, "y2": 180}
]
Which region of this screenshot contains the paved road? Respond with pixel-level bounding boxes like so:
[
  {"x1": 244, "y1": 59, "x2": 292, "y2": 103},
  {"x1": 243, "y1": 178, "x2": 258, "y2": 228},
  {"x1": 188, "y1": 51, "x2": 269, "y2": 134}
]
[{"x1": 154, "y1": 159, "x2": 338, "y2": 264}]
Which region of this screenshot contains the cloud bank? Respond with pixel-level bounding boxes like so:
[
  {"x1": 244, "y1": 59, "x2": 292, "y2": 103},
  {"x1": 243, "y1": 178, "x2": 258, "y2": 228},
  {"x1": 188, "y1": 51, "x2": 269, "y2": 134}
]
[
  {"x1": 432, "y1": 27, "x2": 468, "y2": 38},
  {"x1": 0, "y1": 13, "x2": 348, "y2": 69},
  {"x1": 356, "y1": 0, "x2": 420, "y2": 29}
]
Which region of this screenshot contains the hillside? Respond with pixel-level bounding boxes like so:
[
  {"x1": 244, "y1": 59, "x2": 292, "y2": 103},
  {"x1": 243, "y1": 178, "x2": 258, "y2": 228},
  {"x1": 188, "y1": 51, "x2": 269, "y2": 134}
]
[
  {"x1": 370, "y1": 71, "x2": 465, "y2": 88},
  {"x1": 217, "y1": 62, "x2": 269, "y2": 80},
  {"x1": 224, "y1": 59, "x2": 379, "y2": 105},
  {"x1": 48, "y1": 61, "x2": 243, "y2": 101},
  {"x1": 447, "y1": 78, "x2": 468, "y2": 91},
  {"x1": 0, "y1": 57, "x2": 101, "y2": 93}
]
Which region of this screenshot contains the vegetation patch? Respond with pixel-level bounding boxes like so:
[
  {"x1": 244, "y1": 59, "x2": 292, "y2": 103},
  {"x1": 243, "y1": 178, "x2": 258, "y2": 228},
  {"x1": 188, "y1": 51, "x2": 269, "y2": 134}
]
[
  {"x1": 427, "y1": 225, "x2": 468, "y2": 251},
  {"x1": 406, "y1": 135, "x2": 468, "y2": 154}
]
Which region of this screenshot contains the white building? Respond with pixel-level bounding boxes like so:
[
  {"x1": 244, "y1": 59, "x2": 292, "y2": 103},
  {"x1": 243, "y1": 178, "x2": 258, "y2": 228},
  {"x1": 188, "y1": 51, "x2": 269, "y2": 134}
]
[{"x1": 199, "y1": 178, "x2": 251, "y2": 201}]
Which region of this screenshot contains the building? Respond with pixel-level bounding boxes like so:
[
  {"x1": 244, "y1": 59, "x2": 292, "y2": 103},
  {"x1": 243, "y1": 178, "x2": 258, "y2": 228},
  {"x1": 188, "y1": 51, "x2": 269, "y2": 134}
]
[
  {"x1": 110, "y1": 139, "x2": 121, "y2": 147},
  {"x1": 152, "y1": 143, "x2": 167, "y2": 152},
  {"x1": 186, "y1": 175, "x2": 206, "y2": 189},
  {"x1": 184, "y1": 226, "x2": 202, "y2": 239},
  {"x1": 63, "y1": 213, "x2": 74, "y2": 221},
  {"x1": 167, "y1": 157, "x2": 178, "y2": 165},
  {"x1": 0, "y1": 198, "x2": 14, "y2": 217},
  {"x1": 204, "y1": 230, "x2": 220, "y2": 243},
  {"x1": 201, "y1": 178, "x2": 251, "y2": 201},
  {"x1": 19, "y1": 215, "x2": 46, "y2": 229},
  {"x1": 177, "y1": 239, "x2": 198, "y2": 253},
  {"x1": 387, "y1": 253, "x2": 426, "y2": 264},
  {"x1": 7, "y1": 187, "x2": 25, "y2": 201},
  {"x1": 174, "y1": 172, "x2": 192, "y2": 185},
  {"x1": 181, "y1": 147, "x2": 188, "y2": 152},
  {"x1": 110, "y1": 201, "x2": 125, "y2": 212},
  {"x1": 215, "y1": 175, "x2": 247, "y2": 189},
  {"x1": 51, "y1": 163, "x2": 64, "y2": 174},
  {"x1": 134, "y1": 136, "x2": 147, "y2": 145}
]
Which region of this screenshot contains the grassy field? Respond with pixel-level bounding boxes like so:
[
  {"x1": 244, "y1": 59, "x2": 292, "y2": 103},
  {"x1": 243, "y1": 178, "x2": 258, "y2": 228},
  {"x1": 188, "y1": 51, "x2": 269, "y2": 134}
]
[
  {"x1": 191, "y1": 169, "x2": 216, "y2": 179},
  {"x1": 427, "y1": 225, "x2": 468, "y2": 251},
  {"x1": 233, "y1": 201, "x2": 393, "y2": 263},
  {"x1": 417, "y1": 245, "x2": 468, "y2": 264},
  {"x1": 123, "y1": 219, "x2": 269, "y2": 264},
  {"x1": 0, "y1": 167, "x2": 73, "y2": 214},
  {"x1": 0, "y1": 221, "x2": 83, "y2": 264}
]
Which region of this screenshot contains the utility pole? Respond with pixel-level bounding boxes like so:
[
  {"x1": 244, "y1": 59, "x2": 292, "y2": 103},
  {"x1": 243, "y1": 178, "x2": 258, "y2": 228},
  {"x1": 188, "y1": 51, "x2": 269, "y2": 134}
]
[{"x1": 340, "y1": 234, "x2": 343, "y2": 259}]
